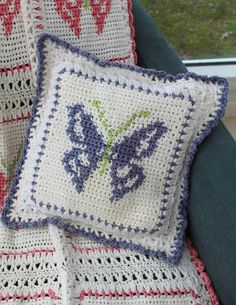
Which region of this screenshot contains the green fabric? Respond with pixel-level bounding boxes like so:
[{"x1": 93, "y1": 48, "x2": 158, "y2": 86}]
[
  {"x1": 132, "y1": 1, "x2": 236, "y2": 304},
  {"x1": 132, "y1": 0, "x2": 187, "y2": 75}
]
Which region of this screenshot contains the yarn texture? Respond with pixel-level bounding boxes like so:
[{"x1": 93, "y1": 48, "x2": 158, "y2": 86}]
[
  {"x1": 0, "y1": 0, "x2": 34, "y2": 214},
  {"x1": 2, "y1": 34, "x2": 228, "y2": 265},
  {"x1": 0, "y1": 222, "x2": 219, "y2": 305},
  {"x1": 21, "y1": 0, "x2": 137, "y2": 74}
]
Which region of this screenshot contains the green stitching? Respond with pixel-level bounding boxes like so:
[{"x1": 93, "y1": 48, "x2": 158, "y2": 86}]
[
  {"x1": 91, "y1": 99, "x2": 150, "y2": 175},
  {"x1": 92, "y1": 99, "x2": 112, "y2": 132},
  {"x1": 0, "y1": 159, "x2": 11, "y2": 175},
  {"x1": 7, "y1": 143, "x2": 23, "y2": 188},
  {"x1": 83, "y1": 0, "x2": 90, "y2": 9},
  {"x1": 114, "y1": 110, "x2": 150, "y2": 137},
  {"x1": 0, "y1": 143, "x2": 23, "y2": 189}
]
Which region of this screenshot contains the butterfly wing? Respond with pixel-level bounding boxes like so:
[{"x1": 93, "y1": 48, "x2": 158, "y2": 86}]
[
  {"x1": 109, "y1": 121, "x2": 168, "y2": 202},
  {"x1": 62, "y1": 104, "x2": 105, "y2": 193}
]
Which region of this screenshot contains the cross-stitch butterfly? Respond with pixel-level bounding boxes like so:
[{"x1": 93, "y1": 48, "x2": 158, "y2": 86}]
[{"x1": 62, "y1": 100, "x2": 168, "y2": 202}]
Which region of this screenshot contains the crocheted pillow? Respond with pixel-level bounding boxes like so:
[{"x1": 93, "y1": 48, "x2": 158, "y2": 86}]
[
  {"x1": 21, "y1": 0, "x2": 137, "y2": 71},
  {"x1": 2, "y1": 34, "x2": 228, "y2": 264}
]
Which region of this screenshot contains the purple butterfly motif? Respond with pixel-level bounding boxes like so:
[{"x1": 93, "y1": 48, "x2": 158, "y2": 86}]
[{"x1": 62, "y1": 100, "x2": 168, "y2": 202}]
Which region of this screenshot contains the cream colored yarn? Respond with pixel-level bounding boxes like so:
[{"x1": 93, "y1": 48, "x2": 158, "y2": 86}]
[
  {"x1": 21, "y1": 0, "x2": 137, "y2": 75},
  {"x1": 0, "y1": 221, "x2": 217, "y2": 305}
]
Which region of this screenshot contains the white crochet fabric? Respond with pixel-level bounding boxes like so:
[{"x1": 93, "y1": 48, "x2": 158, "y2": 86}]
[
  {"x1": 2, "y1": 34, "x2": 228, "y2": 265},
  {"x1": 48, "y1": 225, "x2": 218, "y2": 305},
  {"x1": 21, "y1": 0, "x2": 137, "y2": 73},
  {"x1": 0, "y1": 0, "x2": 34, "y2": 212},
  {"x1": 0, "y1": 116, "x2": 219, "y2": 305},
  {"x1": 0, "y1": 0, "x2": 28, "y2": 68},
  {"x1": 0, "y1": 220, "x2": 219, "y2": 305},
  {"x1": 0, "y1": 0, "x2": 34, "y2": 123},
  {"x1": 0, "y1": 223, "x2": 63, "y2": 305},
  {"x1": 0, "y1": 69, "x2": 33, "y2": 190}
]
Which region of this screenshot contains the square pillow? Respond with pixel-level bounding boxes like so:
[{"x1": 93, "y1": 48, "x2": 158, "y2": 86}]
[
  {"x1": 21, "y1": 0, "x2": 137, "y2": 72},
  {"x1": 2, "y1": 34, "x2": 228, "y2": 264}
]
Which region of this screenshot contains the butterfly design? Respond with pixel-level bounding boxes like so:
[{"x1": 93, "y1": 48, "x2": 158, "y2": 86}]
[
  {"x1": 62, "y1": 100, "x2": 168, "y2": 202},
  {"x1": 54, "y1": 0, "x2": 111, "y2": 38}
]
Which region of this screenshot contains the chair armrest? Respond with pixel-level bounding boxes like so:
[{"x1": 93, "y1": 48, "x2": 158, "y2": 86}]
[
  {"x1": 132, "y1": 1, "x2": 236, "y2": 304},
  {"x1": 188, "y1": 122, "x2": 236, "y2": 305}
]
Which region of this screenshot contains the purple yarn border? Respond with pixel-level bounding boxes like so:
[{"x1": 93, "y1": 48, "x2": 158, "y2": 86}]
[{"x1": 1, "y1": 34, "x2": 228, "y2": 265}]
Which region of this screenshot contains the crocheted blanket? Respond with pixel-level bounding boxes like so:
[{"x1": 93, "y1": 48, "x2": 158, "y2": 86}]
[{"x1": 0, "y1": 222, "x2": 219, "y2": 304}]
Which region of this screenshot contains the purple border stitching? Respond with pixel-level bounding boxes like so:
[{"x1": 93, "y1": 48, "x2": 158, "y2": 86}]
[{"x1": 1, "y1": 34, "x2": 228, "y2": 265}]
